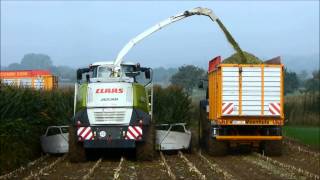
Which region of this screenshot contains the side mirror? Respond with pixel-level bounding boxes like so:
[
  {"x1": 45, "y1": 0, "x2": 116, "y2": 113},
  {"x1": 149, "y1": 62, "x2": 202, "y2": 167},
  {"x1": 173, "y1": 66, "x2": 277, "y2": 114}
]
[
  {"x1": 134, "y1": 63, "x2": 141, "y2": 72},
  {"x1": 145, "y1": 69, "x2": 151, "y2": 79},
  {"x1": 77, "y1": 70, "x2": 82, "y2": 81},
  {"x1": 86, "y1": 74, "x2": 90, "y2": 82},
  {"x1": 77, "y1": 68, "x2": 90, "y2": 81}
]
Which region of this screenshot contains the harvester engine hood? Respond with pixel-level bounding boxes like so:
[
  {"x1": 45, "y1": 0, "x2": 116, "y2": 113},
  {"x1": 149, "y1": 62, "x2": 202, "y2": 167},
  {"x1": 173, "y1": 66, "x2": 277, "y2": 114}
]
[
  {"x1": 86, "y1": 82, "x2": 133, "y2": 108},
  {"x1": 85, "y1": 82, "x2": 134, "y2": 125}
]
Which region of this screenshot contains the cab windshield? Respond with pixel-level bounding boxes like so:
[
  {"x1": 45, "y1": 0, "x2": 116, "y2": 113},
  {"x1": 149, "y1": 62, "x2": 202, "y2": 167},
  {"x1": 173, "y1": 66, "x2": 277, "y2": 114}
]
[
  {"x1": 90, "y1": 64, "x2": 150, "y2": 85},
  {"x1": 92, "y1": 65, "x2": 136, "y2": 78},
  {"x1": 92, "y1": 66, "x2": 113, "y2": 78}
]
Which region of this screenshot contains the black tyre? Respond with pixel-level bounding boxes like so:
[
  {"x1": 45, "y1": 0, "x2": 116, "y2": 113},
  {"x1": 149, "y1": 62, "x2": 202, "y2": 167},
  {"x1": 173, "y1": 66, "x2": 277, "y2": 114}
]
[
  {"x1": 263, "y1": 140, "x2": 282, "y2": 156},
  {"x1": 200, "y1": 109, "x2": 209, "y2": 147},
  {"x1": 185, "y1": 138, "x2": 193, "y2": 154},
  {"x1": 136, "y1": 124, "x2": 155, "y2": 161},
  {"x1": 68, "y1": 126, "x2": 86, "y2": 163},
  {"x1": 206, "y1": 136, "x2": 228, "y2": 156}
]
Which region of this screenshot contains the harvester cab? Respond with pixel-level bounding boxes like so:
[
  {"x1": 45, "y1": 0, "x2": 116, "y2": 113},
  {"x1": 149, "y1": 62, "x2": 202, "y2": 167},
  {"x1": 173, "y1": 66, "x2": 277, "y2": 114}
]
[{"x1": 69, "y1": 61, "x2": 155, "y2": 162}]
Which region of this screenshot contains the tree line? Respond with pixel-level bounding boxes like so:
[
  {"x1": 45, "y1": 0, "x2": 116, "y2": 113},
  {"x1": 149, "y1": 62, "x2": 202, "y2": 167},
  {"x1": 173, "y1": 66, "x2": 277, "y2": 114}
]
[
  {"x1": 3, "y1": 53, "x2": 76, "y2": 82},
  {"x1": 2, "y1": 53, "x2": 318, "y2": 94},
  {"x1": 2, "y1": 53, "x2": 179, "y2": 85}
]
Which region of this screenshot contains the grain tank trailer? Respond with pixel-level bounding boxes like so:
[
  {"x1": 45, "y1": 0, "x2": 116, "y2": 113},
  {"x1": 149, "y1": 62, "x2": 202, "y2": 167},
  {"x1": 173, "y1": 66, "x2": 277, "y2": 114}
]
[
  {"x1": 200, "y1": 56, "x2": 284, "y2": 156},
  {"x1": 69, "y1": 61, "x2": 154, "y2": 161}
]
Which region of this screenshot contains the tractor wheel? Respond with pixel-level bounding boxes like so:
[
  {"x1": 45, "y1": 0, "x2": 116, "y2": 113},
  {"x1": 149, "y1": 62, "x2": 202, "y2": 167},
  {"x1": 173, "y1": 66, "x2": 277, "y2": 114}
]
[
  {"x1": 206, "y1": 136, "x2": 228, "y2": 156},
  {"x1": 263, "y1": 140, "x2": 282, "y2": 156},
  {"x1": 68, "y1": 126, "x2": 86, "y2": 162},
  {"x1": 200, "y1": 108, "x2": 209, "y2": 147},
  {"x1": 136, "y1": 124, "x2": 155, "y2": 161},
  {"x1": 186, "y1": 138, "x2": 193, "y2": 154}
]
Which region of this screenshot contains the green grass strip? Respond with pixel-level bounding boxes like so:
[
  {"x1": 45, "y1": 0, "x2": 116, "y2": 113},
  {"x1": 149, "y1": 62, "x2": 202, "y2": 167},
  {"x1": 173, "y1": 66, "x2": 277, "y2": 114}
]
[{"x1": 283, "y1": 126, "x2": 320, "y2": 149}]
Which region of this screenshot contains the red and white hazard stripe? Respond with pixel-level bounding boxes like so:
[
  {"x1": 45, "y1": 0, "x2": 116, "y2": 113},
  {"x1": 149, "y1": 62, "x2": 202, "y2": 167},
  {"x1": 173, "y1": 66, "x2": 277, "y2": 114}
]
[
  {"x1": 269, "y1": 102, "x2": 281, "y2": 115},
  {"x1": 222, "y1": 102, "x2": 234, "y2": 115},
  {"x1": 77, "y1": 127, "x2": 93, "y2": 141},
  {"x1": 125, "y1": 126, "x2": 143, "y2": 140}
]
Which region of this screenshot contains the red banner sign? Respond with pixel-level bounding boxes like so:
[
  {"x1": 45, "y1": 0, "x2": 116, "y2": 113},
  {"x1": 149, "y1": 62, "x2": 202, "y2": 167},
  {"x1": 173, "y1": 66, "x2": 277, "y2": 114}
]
[{"x1": 0, "y1": 70, "x2": 51, "y2": 78}]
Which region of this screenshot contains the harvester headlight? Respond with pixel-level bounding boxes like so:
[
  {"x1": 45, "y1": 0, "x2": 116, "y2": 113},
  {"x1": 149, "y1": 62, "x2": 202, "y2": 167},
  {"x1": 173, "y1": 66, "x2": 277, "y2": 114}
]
[
  {"x1": 99, "y1": 131, "x2": 106, "y2": 138},
  {"x1": 212, "y1": 127, "x2": 219, "y2": 137}
]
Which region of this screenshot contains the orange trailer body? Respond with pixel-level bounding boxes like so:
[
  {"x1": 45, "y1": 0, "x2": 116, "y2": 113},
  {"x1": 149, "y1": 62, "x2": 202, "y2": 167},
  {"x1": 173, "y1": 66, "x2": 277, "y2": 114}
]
[
  {"x1": 208, "y1": 64, "x2": 284, "y2": 124},
  {"x1": 0, "y1": 70, "x2": 58, "y2": 90},
  {"x1": 201, "y1": 57, "x2": 284, "y2": 156},
  {"x1": 206, "y1": 62, "x2": 284, "y2": 141}
]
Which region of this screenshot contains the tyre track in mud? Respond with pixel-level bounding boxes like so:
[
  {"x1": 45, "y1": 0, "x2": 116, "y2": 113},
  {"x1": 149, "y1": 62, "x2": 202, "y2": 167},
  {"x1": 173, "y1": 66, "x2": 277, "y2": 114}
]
[
  {"x1": 0, "y1": 154, "x2": 53, "y2": 180},
  {"x1": 83, "y1": 158, "x2": 102, "y2": 180},
  {"x1": 3, "y1": 138, "x2": 320, "y2": 180},
  {"x1": 243, "y1": 154, "x2": 300, "y2": 179},
  {"x1": 160, "y1": 152, "x2": 176, "y2": 180},
  {"x1": 117, "y1": 157, "x2": 138, "y2": 180},
  {"x1": 253, "y1": 152, "x2": 319, "y2": 180},
  {"x1": 88, "y1": 157, "x2": 122, "y2": 180},
  {"x1": 135, "y1": 155, "x2": 171, "y2": 180},
  {"x1": 178, "y1": 151, "x2": 206, "y2": 180},
  {"x1": 34, "y1": 155, "x2": 95, "y2": 180},
  {"x1": 23, "y1": 154, "x2": 67, "y2": 180},
  {"x1": 269, "y1": 141, "x2": 320, "y2": 176},
  {"x1": 195, "y1": 151, "x2": 234, "y2": 180},
  {"x1": 204, "y1": 153, "x2": 285, "y2": 180},
  {"x1": 283, "y1": 138, "x2": 320, "y2": 158},
  {"x1": 162, "y1": 152, "x2": 201, "y2": 180}
]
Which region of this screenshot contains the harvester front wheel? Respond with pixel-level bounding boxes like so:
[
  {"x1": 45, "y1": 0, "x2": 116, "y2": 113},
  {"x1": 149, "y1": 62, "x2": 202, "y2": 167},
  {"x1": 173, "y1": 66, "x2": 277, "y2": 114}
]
[
  {"x1": 68, "y1": 126, "x2": 86, "y2": 162},
  {"x1": 207, "y1": 137, "x2": 228, "y2": 156},
  {"x1": 263, "y1": 140, "x2": 282, "y2": 156},
  {"x1": 136, "y1": 124, "x2": 155, "y2": 161}
]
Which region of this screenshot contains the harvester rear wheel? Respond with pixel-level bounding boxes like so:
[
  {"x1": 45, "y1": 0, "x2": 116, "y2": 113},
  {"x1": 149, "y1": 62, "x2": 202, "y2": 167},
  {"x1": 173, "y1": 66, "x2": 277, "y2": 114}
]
[
  {"x1": 263, "y1": 140, "x2": 282, "y2": 156},
  {"x1": 136, "y1": 124, "x2": 155, "y2": 161},
  {"x1": 206, "y1": 137, "x2": 228, "y2": 156},
  {"x1": 68, "y1": 126, "x2": 86, "y2": 162}
]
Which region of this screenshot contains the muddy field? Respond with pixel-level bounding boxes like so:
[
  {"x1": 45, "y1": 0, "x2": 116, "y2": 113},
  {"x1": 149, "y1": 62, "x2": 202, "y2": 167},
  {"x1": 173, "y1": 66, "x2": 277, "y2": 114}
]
[{"x1": 1, "y1": 139, "x2": 319, "y2": 180}]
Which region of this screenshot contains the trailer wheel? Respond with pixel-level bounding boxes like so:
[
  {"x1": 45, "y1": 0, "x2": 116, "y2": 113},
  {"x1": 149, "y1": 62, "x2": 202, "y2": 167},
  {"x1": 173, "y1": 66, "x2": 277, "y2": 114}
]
[
  {"x1": 68, "y1": 126, "x2": 86, "y2": 162},
  {"x1": 136, "y1": 124, "x2": 155, "y2": 161},
  {"x1": 263, "y1": 140, "x2": 282, "y2": 156},
  {"x1": 207, "y1": 137, "x2": 228, "y2": 156}
]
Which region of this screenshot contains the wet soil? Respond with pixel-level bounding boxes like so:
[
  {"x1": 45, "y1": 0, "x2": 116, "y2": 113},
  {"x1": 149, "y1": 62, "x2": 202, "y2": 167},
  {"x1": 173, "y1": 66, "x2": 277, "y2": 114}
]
[{"x1": 2, "y1": 140, "x2": 319, "y2": 180}]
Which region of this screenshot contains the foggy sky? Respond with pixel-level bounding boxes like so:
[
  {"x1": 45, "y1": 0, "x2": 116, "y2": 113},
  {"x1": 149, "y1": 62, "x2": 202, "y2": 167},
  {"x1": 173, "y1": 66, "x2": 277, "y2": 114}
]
[{"x1": 1, "y1": 1, "x2": 319, "y2": 68}]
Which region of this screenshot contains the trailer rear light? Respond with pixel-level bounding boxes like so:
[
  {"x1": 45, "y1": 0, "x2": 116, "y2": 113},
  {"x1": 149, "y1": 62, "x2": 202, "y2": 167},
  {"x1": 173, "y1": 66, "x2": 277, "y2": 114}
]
[
  {"x1": 77, "y1": 120, "x2": 81, "y2": 125},
  {"x1": 139, "y1": 120, "x2": 143, "y2": 126}
]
